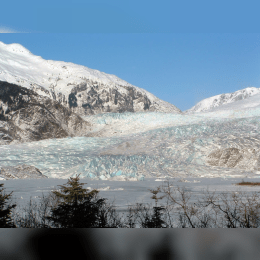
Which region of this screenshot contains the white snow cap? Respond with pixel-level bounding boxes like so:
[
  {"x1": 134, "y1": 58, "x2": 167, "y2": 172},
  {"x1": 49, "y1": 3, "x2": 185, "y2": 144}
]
[
  {"x1": 0, "y1": 42, "x2": 31, "y2": 54},
  {"x1": 185, "y1": 87, "x2": 260, "y2": 113},
  {"x1": 0, "y1": 41, "x2": 181, "y2": 113}
]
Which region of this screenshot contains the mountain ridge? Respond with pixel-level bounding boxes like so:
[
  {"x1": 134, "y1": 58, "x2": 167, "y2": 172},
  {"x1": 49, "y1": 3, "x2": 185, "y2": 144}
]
[
  {"x1": 185, "y1": 87, "x2": 260, "y2": 113},
  {"x1": 0, "y1": 41, "x2": 181, "y2": 115}
]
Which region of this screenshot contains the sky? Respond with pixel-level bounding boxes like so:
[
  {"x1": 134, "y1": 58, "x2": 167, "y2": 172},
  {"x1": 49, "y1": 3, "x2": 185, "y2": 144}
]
[{"x1": 1, "y1": 1, "x2": 260, "y2": 111}]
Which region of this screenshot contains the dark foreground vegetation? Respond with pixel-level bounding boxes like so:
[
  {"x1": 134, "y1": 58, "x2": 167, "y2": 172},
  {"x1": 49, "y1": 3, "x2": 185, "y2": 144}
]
[{"x1": 1, "y1": 175, "x2": 260, "y2": 228}]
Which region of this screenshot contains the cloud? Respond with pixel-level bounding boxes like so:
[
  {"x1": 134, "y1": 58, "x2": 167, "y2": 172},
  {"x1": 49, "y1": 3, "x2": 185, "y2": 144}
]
[{"x1": 0, "y1": 26, "x2": 24, "y2": 33}]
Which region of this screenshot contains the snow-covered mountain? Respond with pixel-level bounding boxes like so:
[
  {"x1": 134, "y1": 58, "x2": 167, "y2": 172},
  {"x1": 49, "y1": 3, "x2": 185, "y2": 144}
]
[
  {"x1": 0, "y1": 41, "x2": 181, "y2": 115},
  {"x1": 184, "y1": 91, "x2": 260, "y2": 120},
  {"x1": 185, "y1": 87, "x2": 260, "y2": 113}
]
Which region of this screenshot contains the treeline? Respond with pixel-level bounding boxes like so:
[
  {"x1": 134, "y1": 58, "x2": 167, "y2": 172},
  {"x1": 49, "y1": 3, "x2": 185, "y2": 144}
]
[{"x1": 1, "y1": 175, "x2": 260, "y2": 228}]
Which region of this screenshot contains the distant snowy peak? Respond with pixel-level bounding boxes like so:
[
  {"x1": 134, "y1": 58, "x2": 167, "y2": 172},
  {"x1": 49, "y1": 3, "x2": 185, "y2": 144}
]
[
  {"x1": 0, "y1": 41, "x2": 181, "y2": 115},
  {"x1": 0, "y1": 42, "x2": 32, "y2": 55},
  {"x1": 185, "y1": 87, "x2": 260, "y2": 113}
]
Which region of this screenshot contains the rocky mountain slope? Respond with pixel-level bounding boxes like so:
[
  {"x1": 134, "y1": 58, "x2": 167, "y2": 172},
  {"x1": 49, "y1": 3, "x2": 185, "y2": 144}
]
[
  {"x1": 0, "y1": 81, "x2": 92, "y2": 145},
  {"x1": 185, "y1": 87, "x2": 260, "y2": 113},
  {"x1": 0, "y1": 164, "x2": 47, "y2": 180},
  {"x1": 207, "y1": 147, "x2": 259, "y2": 170},
  {"x1": 0, "y1": 41, "x2": 181, "y2": 115}
]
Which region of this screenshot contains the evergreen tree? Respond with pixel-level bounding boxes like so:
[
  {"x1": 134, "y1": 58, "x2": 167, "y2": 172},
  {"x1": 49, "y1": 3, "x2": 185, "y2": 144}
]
[
  {"x1": 47, "y1": 174, "x2": 107, "y2": 228},
  {"x1": 142, "y1": 187, "x2": 167, "y2": 228},
  {"x1": 0, "y1": 183, "x2": 16, "y2": 228},
  {"x1": 142, "y1": 206, "x2": 167, "y2": 228}
]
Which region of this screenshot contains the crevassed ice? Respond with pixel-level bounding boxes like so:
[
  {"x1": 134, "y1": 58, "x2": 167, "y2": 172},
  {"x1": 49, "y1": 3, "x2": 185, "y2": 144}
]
[
  {"x1": 83, "y1": 111, "x2": 241, "y2": 137},
  {"x1": 1, "y1": 111, "x2": 260, "y2": 180}
]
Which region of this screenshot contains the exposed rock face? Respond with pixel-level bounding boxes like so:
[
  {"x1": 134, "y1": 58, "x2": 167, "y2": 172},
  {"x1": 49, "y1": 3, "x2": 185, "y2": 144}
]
[
  {"x1": 66, "y1": 82, "x2": 156, "y2": 115},
  {"x1": 0, "y1": 164, "x2": 48, "y2": 179},
  {"x1": 0, "y1": 81, "x2": 92, "y2": 144},
  {"x1": 207, "y1": 147, "x2": 259, "y2": 170},
  {"x1": 29, "y1": 80, "x2": 181, "y2": 115}
]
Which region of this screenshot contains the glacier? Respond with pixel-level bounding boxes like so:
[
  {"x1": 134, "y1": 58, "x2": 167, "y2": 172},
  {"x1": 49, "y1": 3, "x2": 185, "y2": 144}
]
[{"x1": 2, "y1": 109, "x2": 260, "y2": 180}]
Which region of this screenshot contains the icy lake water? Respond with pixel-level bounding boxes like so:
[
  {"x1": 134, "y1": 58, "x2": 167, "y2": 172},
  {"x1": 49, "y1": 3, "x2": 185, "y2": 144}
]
[{"x1": 3, "y1": 177, "x2": 260, "y2": 213}]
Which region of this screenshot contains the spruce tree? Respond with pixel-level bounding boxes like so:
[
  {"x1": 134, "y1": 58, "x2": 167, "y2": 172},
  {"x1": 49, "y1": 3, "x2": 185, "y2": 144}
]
[
  {"x1": 142, "y1": 187, "x2": 167, "y2": 228},
  {"x1": 47, "y1": 174, "x2": 107, "y2": 228},
  {"x1": 0, "y1": 183, "x2": 16, "y2": 228},
  {"x1": 142, "y1": 206, "x2": 166, "y2": 228}
]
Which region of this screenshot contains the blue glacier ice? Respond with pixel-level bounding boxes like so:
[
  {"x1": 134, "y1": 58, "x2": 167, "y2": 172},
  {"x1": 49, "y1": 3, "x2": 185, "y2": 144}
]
[{"x1": 1, "y1": 111, "x2": 260, "y2": 180}]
